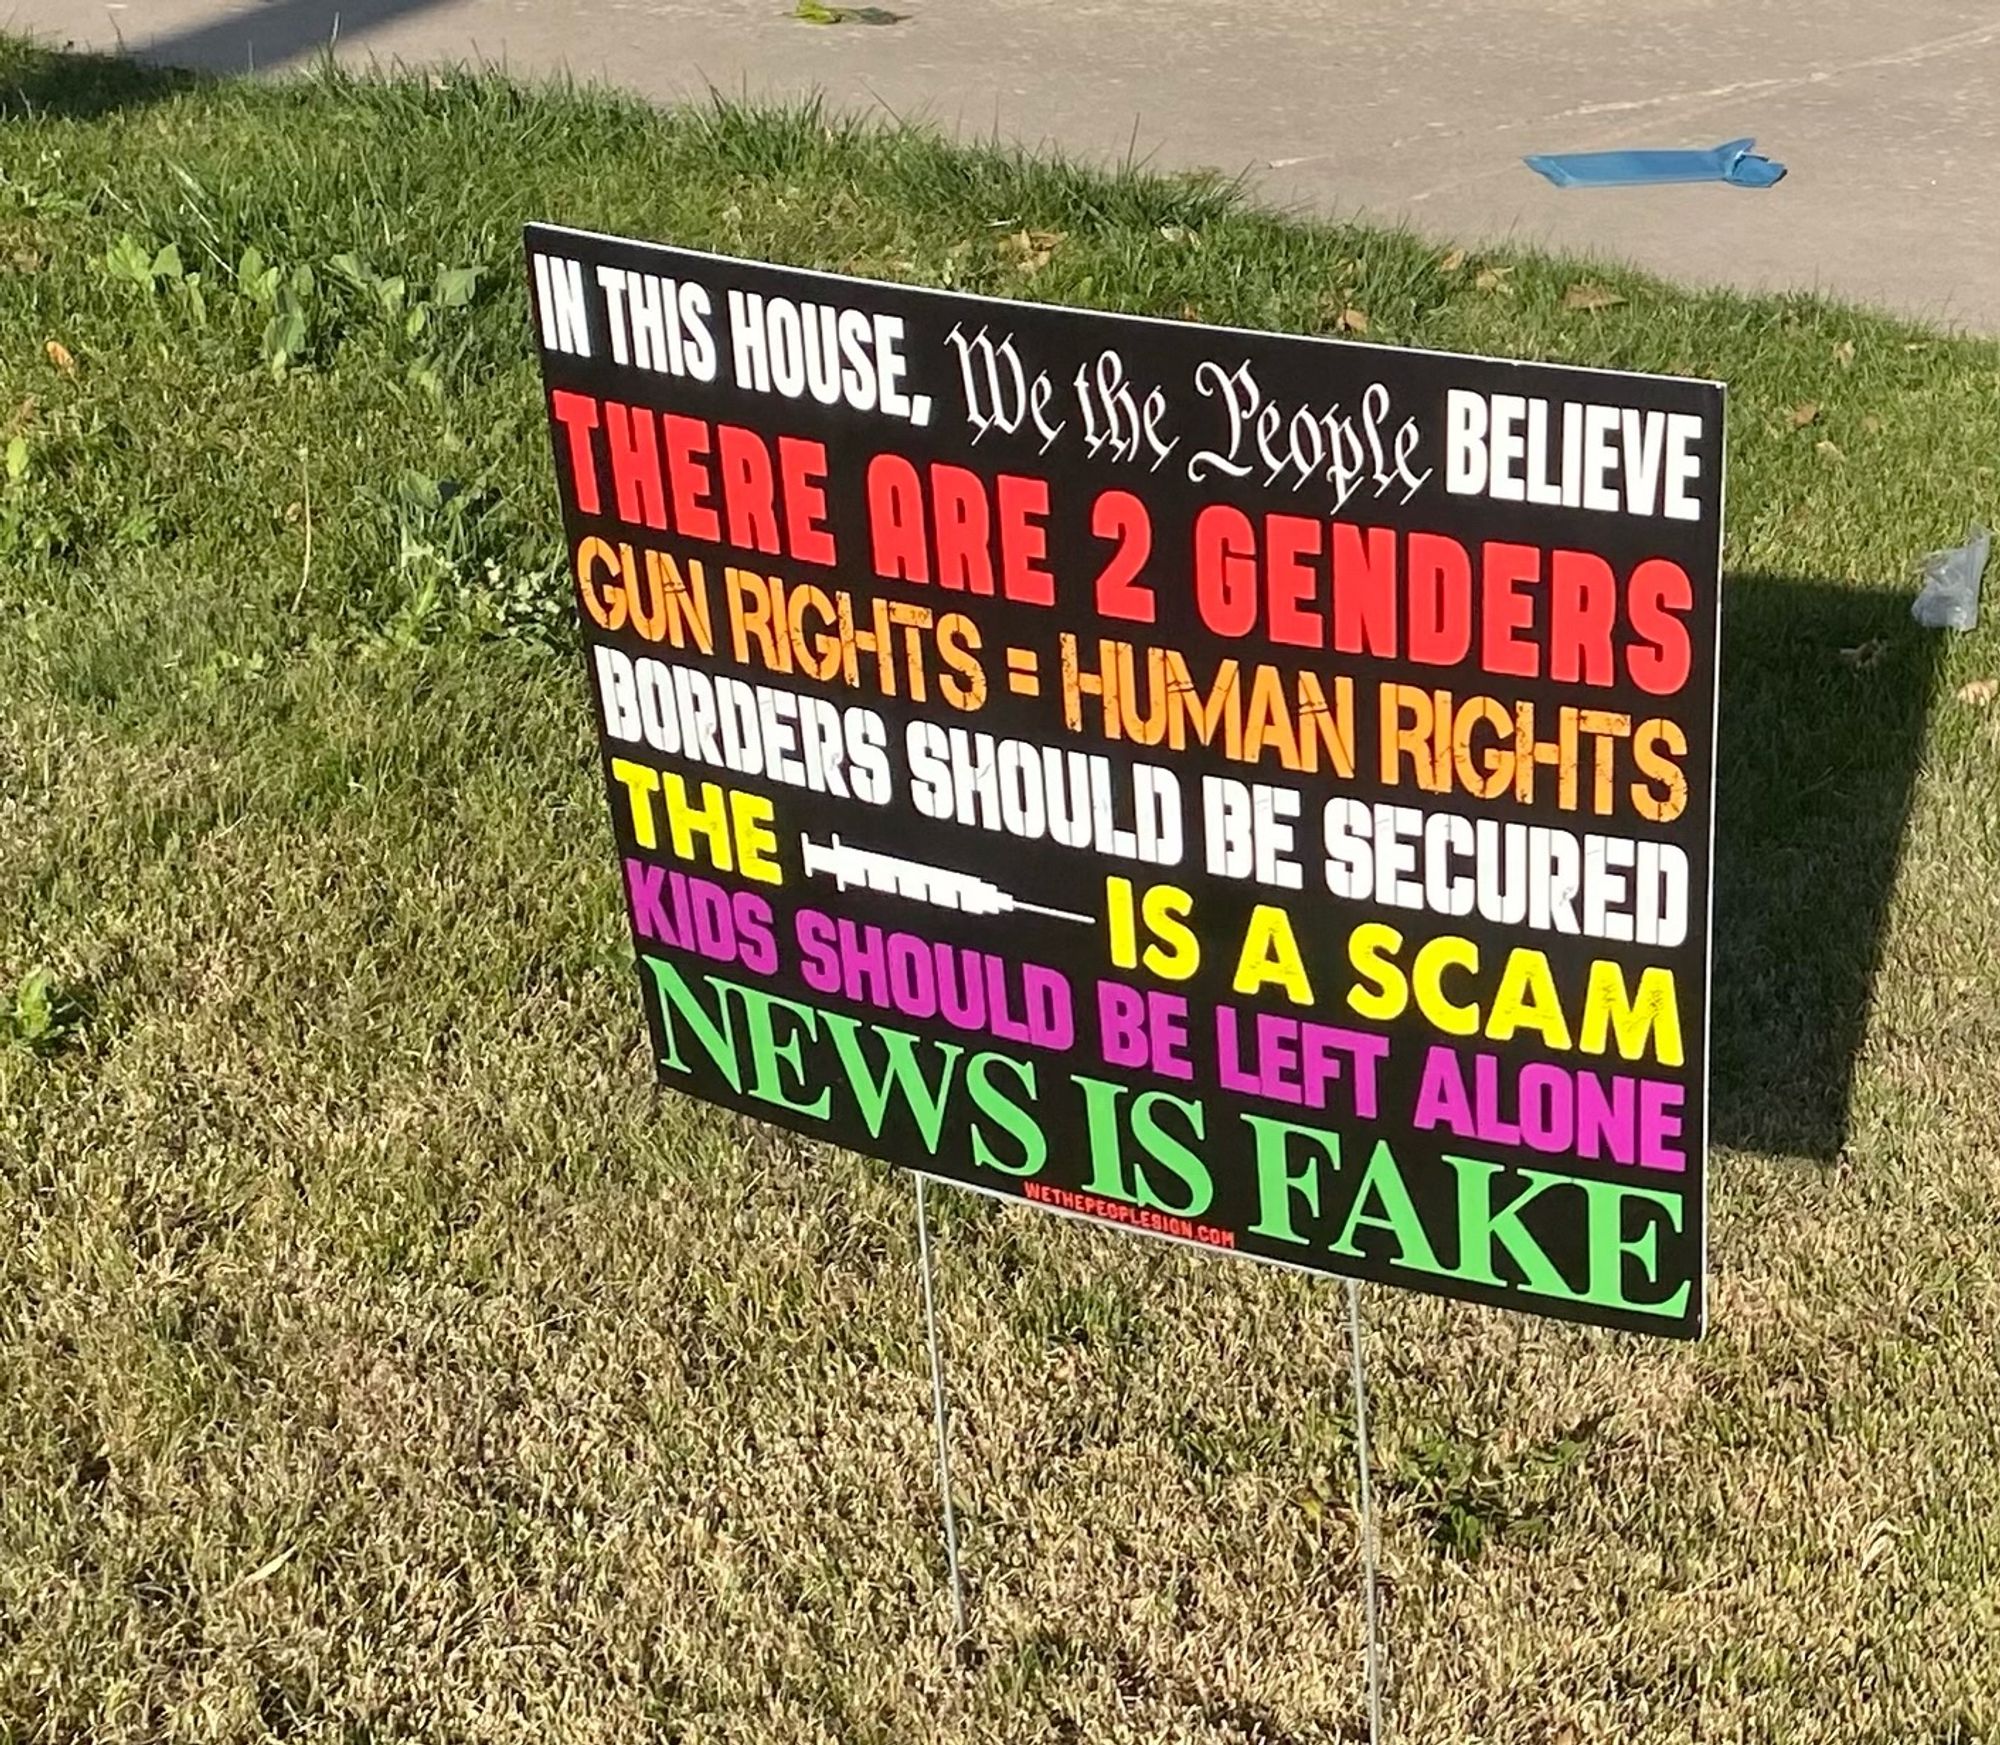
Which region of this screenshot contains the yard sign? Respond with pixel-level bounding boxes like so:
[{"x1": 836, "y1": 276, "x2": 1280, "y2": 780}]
[{"x1": 527, "y1": 225, "x2": 1721, "y2": 1338}]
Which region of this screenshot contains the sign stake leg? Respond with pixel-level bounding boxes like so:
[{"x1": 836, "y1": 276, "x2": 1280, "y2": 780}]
[
  {"x1": 1347, "y1": 1278, "x2": 1385, "y2": 1744},
  {"x1": 916, "y1": 1175, "x2": 967, "y2": 1642}
]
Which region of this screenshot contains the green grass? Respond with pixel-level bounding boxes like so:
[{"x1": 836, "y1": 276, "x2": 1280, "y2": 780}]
[{"x1": 3, "y1": 34, "x2": 1999, "y2": 1744}]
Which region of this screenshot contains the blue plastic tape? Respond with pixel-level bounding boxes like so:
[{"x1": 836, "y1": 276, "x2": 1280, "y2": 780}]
[{"x1": 1523, "y1": 137, "x2": 1786, "y2": 190}]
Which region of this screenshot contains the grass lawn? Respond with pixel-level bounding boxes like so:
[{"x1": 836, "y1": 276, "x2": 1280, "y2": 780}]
[{"x1": 4, "y1": 35, "x2": 1999, "y2": 1744}]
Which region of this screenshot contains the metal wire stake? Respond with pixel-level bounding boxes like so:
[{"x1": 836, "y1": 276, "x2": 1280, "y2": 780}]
[
  {"x1": 916, "y1": 1175, "x2": 967, "y2": 1640},
  {"x1": 1347, "y1": 1277, "x2": 1385, "y2": 1745}
]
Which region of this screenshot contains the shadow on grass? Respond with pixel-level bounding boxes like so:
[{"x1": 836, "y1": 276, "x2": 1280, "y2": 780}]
[
  {"x1": 0, "y1": 39, "x2": 204, "y2": 120},
  {"x1": 1711, "y1": 572, "x2": 1940, "y2": 1160},
  {"x1": 0, "y1": 0, "x2": 451, "y2": 119}
]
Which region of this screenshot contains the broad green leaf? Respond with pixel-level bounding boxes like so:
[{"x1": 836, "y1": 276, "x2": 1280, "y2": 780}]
[
  {"x1": 433, "y1": 265, "x2": 479, "y2": 309},
  {"x1": 14, "y1": 970, "x2": 52, "y2": 1040},
  {"x1": 105, "y1": 233, "x2": 155, "y2": 286},
  {"x1": 261, "y1": 308, "x2": 307, "y2": 366},
  {"x1": 397, "y1": 469, "x2": 442, "y2": 511}
]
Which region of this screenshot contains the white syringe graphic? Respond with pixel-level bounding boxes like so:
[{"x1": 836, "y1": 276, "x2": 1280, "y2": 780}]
[{"x1": 800, "y1": 834, "x2": 1094, "y2": 925}]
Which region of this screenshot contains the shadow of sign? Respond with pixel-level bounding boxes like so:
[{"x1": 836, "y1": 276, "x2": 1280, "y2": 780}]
[{"x1": 1710, "y1": 572, "x2": 1941, "y2": 1161}]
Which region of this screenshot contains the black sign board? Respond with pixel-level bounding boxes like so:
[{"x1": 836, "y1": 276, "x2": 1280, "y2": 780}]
[{"x1": 528, "y1": 224, "x2": 1721, "y2": 1337}]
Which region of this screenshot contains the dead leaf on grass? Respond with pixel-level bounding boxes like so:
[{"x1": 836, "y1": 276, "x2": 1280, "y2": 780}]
[
  {"x1": 1788, "y1": 401, "x2": 1820, "y2": 427},
  {"x1": 1816, "y1": 438, "x2": 1845, "y2": 462},
  {"x1": 1438, "y1": 247, "x2": 1466, "y2": 273},
  {"x1": 44, "y1": 339, "x2": 75, "y2": 376},
  {"x1": 1956, "y1": 677, "x2": 1998, "y2": 707},
  {"x1": 1335, "y1": 307, "x2": 1370, "y2": 334},
  {"x1": 1562, "y1": 282, "x2": 1624, "y2": 312},
  {"x1": 1474, "y1": 266, "x2": 1514, "y2": 294},
  {"x1": 1003, "y1": 228, "x2": 1066, "y2": 276}
]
